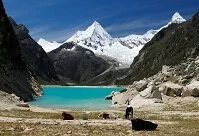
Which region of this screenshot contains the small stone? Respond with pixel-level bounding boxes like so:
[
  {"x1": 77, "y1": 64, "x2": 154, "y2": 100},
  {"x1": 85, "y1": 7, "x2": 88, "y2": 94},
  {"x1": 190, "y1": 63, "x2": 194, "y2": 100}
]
[
  {"x1": 16, "y1": 103, "x2": 30, "y2": 108},
  {"x1": 7, "y1": 128, "x2": 15, "y2": 131},
  {"x1": 67, "y1": 130, "x2": 72, "y2": 134}
]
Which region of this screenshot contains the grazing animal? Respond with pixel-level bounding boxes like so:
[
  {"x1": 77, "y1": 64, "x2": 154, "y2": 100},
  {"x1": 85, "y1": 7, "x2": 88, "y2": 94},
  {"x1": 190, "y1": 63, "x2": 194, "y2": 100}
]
[
  {"x1": 98, "y1": 112, "x2": 110, "y2": 119},
  {"x1": 131, "y1": 118, "x2": 158, "y2": 131},
  {"x1": 125, "y1": 106, "x2": 133, "y2": 119},
  {"x1": 62, "y1": 112, "x2": 74, "y2": 120}
]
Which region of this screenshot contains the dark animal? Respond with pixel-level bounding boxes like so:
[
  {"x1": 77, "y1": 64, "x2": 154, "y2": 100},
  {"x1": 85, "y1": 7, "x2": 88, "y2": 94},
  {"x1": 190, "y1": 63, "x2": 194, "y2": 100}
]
[
  {"x1": 98, "y1": 112, "x2": 110, "y2": 119},
  {"x1": 125, "y1": 106, "x2": 133, "y2": 119},
  {"x1": 62, "y1": 112, "x2": 74, "y2": 120},
  {"x1": 131, "y1": 118, "x2": 158, "y2": 131}
]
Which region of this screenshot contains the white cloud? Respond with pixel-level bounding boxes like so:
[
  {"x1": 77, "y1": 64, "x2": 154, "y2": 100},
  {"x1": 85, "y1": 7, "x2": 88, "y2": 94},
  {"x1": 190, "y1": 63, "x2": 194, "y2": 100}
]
[
  {"x1": 106, "y1": 19, "x2": 169, "y2": 33},
  {"x1": 29, "y1": 25, "x2": 54, "y2": 36},
  {"x1": 29, "y1": 24, "x2": 86, "y2": 42}
]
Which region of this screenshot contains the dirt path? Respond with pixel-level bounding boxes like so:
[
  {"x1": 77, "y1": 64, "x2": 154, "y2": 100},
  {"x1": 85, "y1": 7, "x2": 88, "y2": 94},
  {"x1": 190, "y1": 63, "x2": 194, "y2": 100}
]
[
  {"x1": 0, "y1": 116, "x2": 131, "y2": 126},
  {"x1": 0, "y1": 116, "x2": 176, "y2": 126}
]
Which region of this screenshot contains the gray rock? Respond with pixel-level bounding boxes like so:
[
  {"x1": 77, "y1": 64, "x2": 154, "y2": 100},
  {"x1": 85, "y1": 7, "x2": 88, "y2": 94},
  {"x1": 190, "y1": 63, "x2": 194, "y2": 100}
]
[
  {"x1": 191, "y1": 88, "x2": 199, "y2": 97},
  {"x1": 16, "y1": 103, "x2": 30, "y2": 108},
  {"x1": 165, "y1": 87, "x2": 183, "y2": 97},
  {"x1": 130, "y1": 94, "x2": 163, "y2": 109},
  {"x1": 162, "y1": 65, "x2": 173, "y2": 77},
  {"x1": 134, "y1": 80, "x2": 148, "y2": 92},
  {"x1": 140, "y1": 85, "x2": 162, "y2": 99},
  {"x1": 186, "y1": 79, "x2": 199, "y2": 90},
  {"x1": 159, "y1": 82, "x2": 183, "y2": 97},
  {"x1": 181, "y1": 87, "x2": 192, "y2": 97},
  {"x1": 112, "y1": 89, "x2": 138, "y2": 106}
]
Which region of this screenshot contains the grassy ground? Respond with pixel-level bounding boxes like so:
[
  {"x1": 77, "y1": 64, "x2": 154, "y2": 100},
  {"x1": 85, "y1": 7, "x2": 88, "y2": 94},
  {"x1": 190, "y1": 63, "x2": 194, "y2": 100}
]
[
  {"x1": 0, "y1": 116, "x2": 199, "y2": 136},
  {"x1": 0, "y1": 102, "x2": 199, "y2": 136},
  {"x1": 0, "y1": 110, "x2": 123, "y2": 120}
]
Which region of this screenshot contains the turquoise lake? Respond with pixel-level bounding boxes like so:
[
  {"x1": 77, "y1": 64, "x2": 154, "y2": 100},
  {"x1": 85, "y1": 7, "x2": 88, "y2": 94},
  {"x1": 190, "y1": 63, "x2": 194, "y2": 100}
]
[{"x1": 29, "y1": 86, "x2": 124, "y2": 110}]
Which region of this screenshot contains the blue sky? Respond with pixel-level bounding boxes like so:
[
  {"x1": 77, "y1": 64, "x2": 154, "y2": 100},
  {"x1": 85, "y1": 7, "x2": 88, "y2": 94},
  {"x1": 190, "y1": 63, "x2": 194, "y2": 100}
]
[{"x1": 3, "y1": 0, "x2": 199, "y2": 42}]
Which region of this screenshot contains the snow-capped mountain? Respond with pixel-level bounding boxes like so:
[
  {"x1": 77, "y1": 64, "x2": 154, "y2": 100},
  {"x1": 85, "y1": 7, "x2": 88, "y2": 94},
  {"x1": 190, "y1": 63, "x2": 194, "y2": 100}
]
[
  {"x1": 37, "y1": 12, "x2": 186, "y2": 67},
  {"x1": 117, "y1": 30, "x2": 157, "y2": 49},
  {"x1": 37, "y1": 38, "x2": 62, "y2": 52},
  {"x1": 118, "y1": 12, "x2": 186, "y2": 48},
  {"x1": 67, "y1": 21, "x2": 113, "y2": 50},
  {"x1": 169, "y1": 12, "x2": 186, "y2": 24}
]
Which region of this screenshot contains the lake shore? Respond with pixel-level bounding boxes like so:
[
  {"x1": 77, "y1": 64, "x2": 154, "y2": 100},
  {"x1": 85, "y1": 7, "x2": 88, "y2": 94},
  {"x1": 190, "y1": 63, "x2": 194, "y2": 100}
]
[{"x1": 42, "y1": 85, "x2": 126, "y2": 88}]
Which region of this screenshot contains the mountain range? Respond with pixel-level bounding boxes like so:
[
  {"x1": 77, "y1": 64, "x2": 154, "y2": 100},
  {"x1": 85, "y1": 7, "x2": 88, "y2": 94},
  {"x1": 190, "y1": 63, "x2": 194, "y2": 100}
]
[{"x1": 38, "y1": 12, "x2": 186, "y2": 68}]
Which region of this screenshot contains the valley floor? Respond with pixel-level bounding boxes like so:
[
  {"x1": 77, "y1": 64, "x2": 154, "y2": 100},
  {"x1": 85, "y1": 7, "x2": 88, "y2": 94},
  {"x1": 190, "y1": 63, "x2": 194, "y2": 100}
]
[{"x1": 0, "y1": 103, "x2": 199, "y2": 136}]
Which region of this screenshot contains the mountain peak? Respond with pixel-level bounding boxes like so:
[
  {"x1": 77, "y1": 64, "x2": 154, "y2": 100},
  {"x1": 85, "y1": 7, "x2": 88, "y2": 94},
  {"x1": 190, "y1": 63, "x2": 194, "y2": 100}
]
[
  {"x1": 171, "y1": 12, "x2": 186, "y2": 23},
  {"x1": 86, "y1": 21, "x2": 112, "y2": 39},
  {"x1": 38, "y1": 38, "x2": 62, "y2": 52},
  {"x1": 92, "y1": 20, "x2": 100, "y2": 26},
  {"x1": 67, "y1": 21, "x2": 112, "y2": 48}
]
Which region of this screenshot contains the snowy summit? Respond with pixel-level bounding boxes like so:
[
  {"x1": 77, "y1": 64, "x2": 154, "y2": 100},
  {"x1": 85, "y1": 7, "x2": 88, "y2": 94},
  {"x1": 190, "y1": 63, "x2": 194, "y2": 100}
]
[
  {"x1": 67, "y1": 21, "x2": 113, "y2": 49},
  {"x1": 171, "y1": 12, "x2": 186, "y2": 24},
  {"x1": 37, "y1": 38, "x2": 62, "y2": 52}
]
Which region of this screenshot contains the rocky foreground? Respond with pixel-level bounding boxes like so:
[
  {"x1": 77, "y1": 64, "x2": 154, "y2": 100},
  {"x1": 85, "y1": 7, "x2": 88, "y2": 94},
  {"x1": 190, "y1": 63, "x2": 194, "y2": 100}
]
[{"x1": 112, "y1": 56, "x2": 199, "y2": 110}]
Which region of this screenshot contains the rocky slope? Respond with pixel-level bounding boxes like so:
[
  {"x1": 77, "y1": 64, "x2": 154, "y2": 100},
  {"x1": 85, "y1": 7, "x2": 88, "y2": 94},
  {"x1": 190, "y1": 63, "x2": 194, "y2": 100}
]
[
  {"x1": 118, "y1": 11, "x2": 199, "y2": 85},
  {"x1": 48, "y1": 42, "x2": 111, "y2": 84},
  {"x1": 9, "y1": 18, "x2": 59, "y2": 84},
  {"x1": 0, "y1": 0, "x2": 41, "y2": 101},
  {"x1": 112, "y1": 56, "x2": 199, "y2": 109}
]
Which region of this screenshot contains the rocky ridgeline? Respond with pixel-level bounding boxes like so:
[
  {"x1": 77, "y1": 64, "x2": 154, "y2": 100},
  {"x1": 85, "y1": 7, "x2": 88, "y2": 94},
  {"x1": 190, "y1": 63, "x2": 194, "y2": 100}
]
[
  {"x1": 112, "y1": 56, "x2": 199, "y2": 109},
  {"x1": 8, "y1": 17, "x2": 59, "y2": 84},
  {"x1": 0, "y1": 0, "x2": 42, "y2": 101}
]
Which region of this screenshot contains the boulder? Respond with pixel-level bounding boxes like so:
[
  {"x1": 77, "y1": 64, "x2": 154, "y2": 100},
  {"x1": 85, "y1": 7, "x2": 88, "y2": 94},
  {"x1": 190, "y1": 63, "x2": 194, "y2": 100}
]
[
  {"x1": 166, "y1": 87, "x2": 183, "y2": 97},
  {"x1": 186, "y1": 79, "x2": 199, "y2": 97},
  {"x1": 191, "y1": 88, "x2": 199, "y2": 97},
  {"x1": 186, "y1": 79, "x2": 199, "y2": 90},
  {"x1": 139, "y1": 85, "x2": 162, "y2": 100},
  {"x1": 112, "y1": 89, "x2": 138, "y2": 106},
  {"x1": 130, "y1": 94, "x2": 162, "y2": 109},
  {"x1": 162, "y1": 65, "x2": 173, "y2": 77},
  {"x1": 159, "y1": 82, "x2": 183, "y2": 97},
  {"x1": 181, "y1": 87, "x2": 192, "y2": 97},
  {"x1": 134, "y1": 80, "x2": 148, "y2": 92}
]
